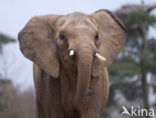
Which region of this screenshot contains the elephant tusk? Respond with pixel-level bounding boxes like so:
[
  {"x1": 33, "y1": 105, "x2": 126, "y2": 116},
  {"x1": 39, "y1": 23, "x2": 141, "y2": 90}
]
[
  {"x1": 69, "y1": 50, "x2": 74, "y2": 56},
  {"x1": 95, "y1": 53, "x2": 106, "y2": 62}
]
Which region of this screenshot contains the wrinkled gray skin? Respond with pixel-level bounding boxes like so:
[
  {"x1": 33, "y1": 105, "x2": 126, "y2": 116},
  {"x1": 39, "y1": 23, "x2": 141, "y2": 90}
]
[{"x1": 18, "y1": 9, "x2": 127, "y2": 118}]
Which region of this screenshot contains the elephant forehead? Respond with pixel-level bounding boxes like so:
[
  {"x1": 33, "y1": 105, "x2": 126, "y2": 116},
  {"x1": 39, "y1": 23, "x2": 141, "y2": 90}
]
[
  {"x1": 57, "y1": 13, "x2": 98, "y2": 31},
  {"x1": 75, "y1": 19, "x2": 97, "y2": 31}
]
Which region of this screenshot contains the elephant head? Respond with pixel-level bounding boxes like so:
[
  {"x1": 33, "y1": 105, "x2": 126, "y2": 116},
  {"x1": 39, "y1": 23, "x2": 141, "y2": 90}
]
[{"x1": 18, "y1": 10, "x2": 127, "y2": 98}]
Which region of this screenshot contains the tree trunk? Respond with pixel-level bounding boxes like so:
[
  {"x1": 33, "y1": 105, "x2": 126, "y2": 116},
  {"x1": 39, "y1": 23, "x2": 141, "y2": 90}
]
[
  {"x1": 140, "y1": 57, "x2": 150, "y2": 116},
  {"x1": 140, "y1": 19, "x2": 150, "y2": 118}
]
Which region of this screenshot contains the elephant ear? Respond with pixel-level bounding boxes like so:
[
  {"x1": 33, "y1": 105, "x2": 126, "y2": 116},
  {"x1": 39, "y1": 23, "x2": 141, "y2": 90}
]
[
  {"x1": 91, "y1": 9, "x2": 127, "y2": 66},
  {"x1": 18, "y1": 15, "x2": 62, "y2": 78}
]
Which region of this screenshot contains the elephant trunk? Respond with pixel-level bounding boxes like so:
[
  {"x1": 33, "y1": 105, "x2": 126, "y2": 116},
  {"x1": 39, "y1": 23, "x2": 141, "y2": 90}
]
[{"x1": 76, "y1": 43, "x2": 94, "y2": 98}]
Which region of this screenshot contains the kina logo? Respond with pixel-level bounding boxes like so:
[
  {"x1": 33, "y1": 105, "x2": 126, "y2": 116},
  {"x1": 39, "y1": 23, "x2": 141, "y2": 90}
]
[{"x1": 121, "y1": 106, "x2": 155, "y2": 117}]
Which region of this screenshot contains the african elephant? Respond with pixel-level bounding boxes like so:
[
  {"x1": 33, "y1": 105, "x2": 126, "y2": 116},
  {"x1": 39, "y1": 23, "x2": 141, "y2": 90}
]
[{"x1": 18, "y1": 9, "x2": 127, "y2": 118}]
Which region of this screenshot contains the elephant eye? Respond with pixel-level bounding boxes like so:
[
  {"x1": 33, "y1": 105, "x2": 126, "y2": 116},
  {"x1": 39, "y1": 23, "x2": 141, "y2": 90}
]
[
  {"x1": 59, "y1": 34, "x2": 66, "y2": 41},
  {"x1": 94, "y1": 34, "x2": 99, "y2": 41},
  {"x1": 94, "y1": 34, "x2": 101, "y2": 48}
]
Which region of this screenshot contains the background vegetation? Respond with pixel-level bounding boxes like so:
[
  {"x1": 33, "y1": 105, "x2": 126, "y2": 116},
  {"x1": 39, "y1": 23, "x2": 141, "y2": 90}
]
[{"x1": 104, "y1": 3, "x2": 156, "y2": 118}]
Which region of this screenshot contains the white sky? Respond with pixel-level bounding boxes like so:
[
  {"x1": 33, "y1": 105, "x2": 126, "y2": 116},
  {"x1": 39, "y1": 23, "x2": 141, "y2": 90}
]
[{"x1": 0, "y1": 0, "x2": 156, "y2": 89}]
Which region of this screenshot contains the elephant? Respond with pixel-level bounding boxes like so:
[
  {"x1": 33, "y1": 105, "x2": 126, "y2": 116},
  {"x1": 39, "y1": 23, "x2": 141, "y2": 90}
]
[{"x1": 18, "y1": 9, "x2": 127, "y2": 118}]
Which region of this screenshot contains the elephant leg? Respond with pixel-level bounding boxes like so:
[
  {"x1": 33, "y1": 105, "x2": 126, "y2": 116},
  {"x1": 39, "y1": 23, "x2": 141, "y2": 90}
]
[{"x1": 36, "y1": 98, "x2": 46, "y2": 118}]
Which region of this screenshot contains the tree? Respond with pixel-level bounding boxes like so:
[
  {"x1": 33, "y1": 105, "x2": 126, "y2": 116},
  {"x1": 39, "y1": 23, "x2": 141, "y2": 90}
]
[
  {"x1": 0, "y1": 33, "x2": 15, "y2": 53},
  {"x1": 0, "y1": 33, "x2": 16, "y2": 77},
  {"x1": 0, "y1": 33, "x2": 16, "y2": 116}
]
